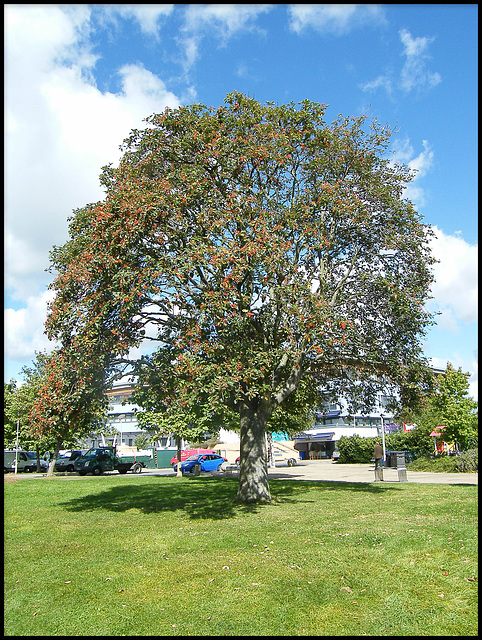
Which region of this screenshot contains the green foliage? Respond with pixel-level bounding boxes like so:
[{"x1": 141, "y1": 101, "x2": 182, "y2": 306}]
[
  {"x1": 396, "y1": 362, "x2": 478, "y2": 455},
  {"x1": 133, "y1": 433, "x2": 152, "y2": 450},
  {"x1": 431, "y1": 363, "x2": 478, "y2": 449},
  {"x1": 129, "y1": 350, "x2": 223, "y2": 445},
  {"x1": 266, "y1": 375, "x2": 320, "y2": 436},
  {"x1": 384, "y1": 423, "x2": 434, "y2": 459},
  {"x1": 407, "y1": 455, "x2": 458, "y2": 473},
  {"x1": 29, "y1": 348, "x2": 109, "y2": 467},
  {"x1": 455, "y1": 448, "x2": 478, "y2": 472},
  {"x1": 135, "y1": 406, "x2": 215, "y2": 445},
  {"x1": 337, "y1": 423, "x2": 438, "y2": 464},
  {"x1": 4, "y1": 381, "x2": 22, "y2": 449},
  {"x1": 337, "y1": 434, "x2": 376, "y2": 463},
  {"x1": 4, "y1": 354, "x2": 62, "y2": 451}
]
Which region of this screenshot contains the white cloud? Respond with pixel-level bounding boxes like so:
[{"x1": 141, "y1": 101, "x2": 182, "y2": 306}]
[
  {"x1": 424, "y1": 228, "x2": 477, "y2": 400},
  {"x1": 407, "y1": 140, "x2": 434, "y2": 179},
  {"x1": 5, "y1": 5, "x2": 182, "y2": 377},
  {"x1": 428, "y1": 227, "x2": 478, "y2": 327},
  {"x1": 359, "y1": 74, "x2": 393, "y2": 95},
  {"x1": 390, "y1": 138, "x2": 434, "y2": 208},
  {"x1": 102, "y1": 5, "x2": 174, "y2": 37},
  {"x1": 177, "y1": 4, "x2": 274, "y2": 74},
  {"x1": 360, "y1": 27, "x2": 441, "y2": 97},
  {"x1": 184, "y1": 4, "x2": 273, "y2": 38},
  {"x1": 399, "y1": 28, "x2": 441, "y2": 93},
  {"x1": 5, "y1": 5, "x2": 181, "y2": 303},
  {"x1": 4, "y1": 291, "x2": 58, "y2": 362},
  {"x1": 287, "y1": 4, "x2": 386, "y2": 35}
]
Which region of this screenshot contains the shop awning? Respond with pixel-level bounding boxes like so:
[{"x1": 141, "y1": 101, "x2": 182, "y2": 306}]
[{"x1": 293, "y1": 431, "x2": 335, "y2": 443}]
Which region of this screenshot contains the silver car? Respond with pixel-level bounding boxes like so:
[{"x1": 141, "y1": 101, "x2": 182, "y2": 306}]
[{"x1": 24, "y1": 452, "x2": 48, "y2": 472}]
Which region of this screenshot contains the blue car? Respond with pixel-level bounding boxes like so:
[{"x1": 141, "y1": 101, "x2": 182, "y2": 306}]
[{"x1": 173, "y1": 453, "x2": 227, "y2": 474}]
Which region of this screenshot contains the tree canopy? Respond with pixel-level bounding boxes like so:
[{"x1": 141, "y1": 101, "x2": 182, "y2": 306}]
[
  {"x1": 46, "y1": 92, "x2": 436, "y2": 501},
  {"x1": 4, "y1": 354, "x2": 53, "y2": 453},
  {"x1": 29, "y1": 348, "x2": 108, "y2": 473}
]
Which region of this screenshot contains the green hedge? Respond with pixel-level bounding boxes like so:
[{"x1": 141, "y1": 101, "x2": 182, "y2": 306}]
[
  {"x1": 337, "y1": 435, "x2": 377, "y2": 463},
  {"x1": 337, "y1": 434, "x2": 478, "y2": 473},
  {"x1": 337, "y1": 429, "x2": 434, "y2": 464}
]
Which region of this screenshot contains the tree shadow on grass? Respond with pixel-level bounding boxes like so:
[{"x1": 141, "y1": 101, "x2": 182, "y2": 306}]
[{"x1": 60, "y1": 475, "x2": 403, "y2": 521}]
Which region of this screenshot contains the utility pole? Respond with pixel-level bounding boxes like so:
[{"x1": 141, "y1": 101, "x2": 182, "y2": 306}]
[
  {"x1": 14, "y1": 419, "x2": 19, "y2": 474},
  {"x1": 380, "y1": 414, "x2": 386, "y2": 465}
]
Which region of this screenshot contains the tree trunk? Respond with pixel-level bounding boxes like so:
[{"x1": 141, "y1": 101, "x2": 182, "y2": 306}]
[
  {"x1": 47, "y1": 437, "x2": 63, "y2": 477},
  {"x1": 35, "y1": 444, "x2": 42, "y2": 473},
  {"x1": 235, "y1": 401, "x2": 271, "y2": 503}
]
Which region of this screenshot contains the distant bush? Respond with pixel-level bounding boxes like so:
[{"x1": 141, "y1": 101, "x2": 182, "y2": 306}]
[
  {"x1": 407, "y1": 455, "x2": 458, "y2": 473},
  {"x1": 336, "y1": 434, "x2": 477, "y2": 469},
  {"x1": 455, "y1": 448, "x2": 478, "y2": 472},
  {"x1": 337, "y1": 435, "x2": 376, "y2": 463},
  {"x1": 384, "y1": 428, "x2": 434, "y2": 459},
  {"x1": 407, "y1": 450, "x2": 478, "y2": 473}
]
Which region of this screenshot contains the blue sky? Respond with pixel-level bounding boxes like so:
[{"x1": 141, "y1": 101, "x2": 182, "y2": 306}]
[{"x1": 5, "y1": 4, "x2": 478, "y2": 398}]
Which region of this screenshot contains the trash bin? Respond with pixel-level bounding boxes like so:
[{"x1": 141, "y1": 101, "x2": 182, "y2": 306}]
[
  {"x1": 394, "y1": 452, "x2": 406, "y2": 468},
  {"x1": 387, "y1": 451, "x2": 406, "y2": 468}
]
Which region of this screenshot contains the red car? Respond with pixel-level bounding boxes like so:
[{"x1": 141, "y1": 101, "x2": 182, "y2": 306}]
[{"x1": 170, "y1": 449, "x2": 217, "y2": 466}]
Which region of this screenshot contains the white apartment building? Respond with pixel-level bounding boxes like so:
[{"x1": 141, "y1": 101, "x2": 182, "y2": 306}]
[
  {"x1": 82, "y1": 370, "x2": 443, "y2": 459},
  {"x1": 83, "y1": 378, "x2": 181, "y2": 451}
]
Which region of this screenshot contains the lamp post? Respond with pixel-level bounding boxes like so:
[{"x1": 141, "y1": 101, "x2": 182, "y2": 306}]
[
  {"x1": 380, "y1": 414, "x2": 386, "y2": 465},
  {"x1": 14, "y1": 419, "x2": 19, "y2": 474}
]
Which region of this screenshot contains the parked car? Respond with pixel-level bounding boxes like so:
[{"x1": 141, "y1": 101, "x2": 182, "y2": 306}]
[
  {"x1": 170, "y1": 449, "x2": 217, "y2": 466},
  {"x1": 54, "y1": 450, "x2": 88, "y2": 472},
  {"x1": 24, "y1": 451, "x2": 49, "y2": 472},
  {"x1": 173, "y1": 453, "x2": 227, "y2": 474},
  {"x1": 4, "y1": 450, "x2": 48, "y2": 473},
  {"x1": 235, "y1": 452, "x2": 298, "y2": 467},
  {"x1": 332, "y1": 448, "x2": 340, "y2": 461}
]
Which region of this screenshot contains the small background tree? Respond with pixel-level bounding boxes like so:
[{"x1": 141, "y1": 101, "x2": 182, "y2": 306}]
[
  {"x1": 431, "y1": 363, "x2": 477, "y2": 450},
  {"x1": 4, "y1": 354, "x2": 68, "y2": 470},
  {"x1": 30, "y1": 347, "x2": 109, "y2": 474}
]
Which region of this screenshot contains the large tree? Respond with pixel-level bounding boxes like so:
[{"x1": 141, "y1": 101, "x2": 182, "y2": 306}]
[{"x1": 46, "y1": 92, "x2": 435, "y2": 501}]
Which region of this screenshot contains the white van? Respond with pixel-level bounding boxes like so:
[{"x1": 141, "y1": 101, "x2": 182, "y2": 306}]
[{"x1": 4, "y1": 450, "x2": 47, "y2": 473}]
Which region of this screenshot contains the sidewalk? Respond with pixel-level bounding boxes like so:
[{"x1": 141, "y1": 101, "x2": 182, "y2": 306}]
[
  {"x1": 7, "y1": 459, "x2": 477, "y2": 485},
  {"x1": 265, "y1": 459, "x2": 478, "y2": 484}
]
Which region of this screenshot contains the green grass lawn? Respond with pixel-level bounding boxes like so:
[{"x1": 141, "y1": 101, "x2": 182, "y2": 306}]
[{"x1": 4, "y1": 474, "x2": 478, "y2": 636}]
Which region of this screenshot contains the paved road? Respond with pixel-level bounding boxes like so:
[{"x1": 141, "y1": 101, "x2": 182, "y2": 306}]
[
  {"x1": 6, "y1": 459, "x2": 477, "y2": 485},
  {"x1": 263, "y1": 459, "x2": 478, "y2": 485}
]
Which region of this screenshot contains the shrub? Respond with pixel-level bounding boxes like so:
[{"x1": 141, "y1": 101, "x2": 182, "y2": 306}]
[
  {"x1": 384, "y1": 427, "x2": 433, "y2": 459},
  {"x1": 455, "y1": 448, "x2": 478, "y2": 472},
  {"x1": 407, "y1": 451, "x2": 478, "y2": 473},
  {"x1": 407, "y1": 455, "x2": 458, "y2": 473},
  {"x1": 337, "y1": 435, "x2": 376, "y2": 463}
]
